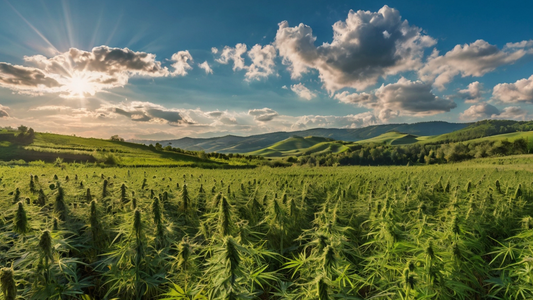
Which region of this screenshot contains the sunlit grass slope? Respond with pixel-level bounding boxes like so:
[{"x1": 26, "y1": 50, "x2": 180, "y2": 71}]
[
  {"x1": 0, "y1": 131, "x2": 221, "y2": 167},
  {"x1": 248, "y1": 136, "x2": 349, "y2": 157}
]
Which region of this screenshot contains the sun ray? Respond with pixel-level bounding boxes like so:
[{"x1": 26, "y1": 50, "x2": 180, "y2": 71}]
[
  {"x1": 105, "y1": 12, "x2": 123, "y2": 46},
  {"x1": 61, "y1": 0, "x2": 76, "y2": 48},
  {"x1": 5, "y1": 0, "x2": 60, "y2": 54}
]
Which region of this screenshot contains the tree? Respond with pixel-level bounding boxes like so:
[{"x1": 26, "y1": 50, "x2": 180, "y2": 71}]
[
  {"x1": 197, "y1": 150, "x2": 207, "y2": 160},
  {"x1": 27, "y1": 127, "x2": 35, "y2": 138},
  {"x1": 18, "y1": 125, "x2": 28, "y2": 134},
  {"x1": 110, "y1": 135, "x2": 124, "y2": 142}
]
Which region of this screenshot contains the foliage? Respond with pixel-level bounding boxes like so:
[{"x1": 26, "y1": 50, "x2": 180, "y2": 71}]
[{"x1": 0, "y1": 157, "x2": 532, "y2": 299}]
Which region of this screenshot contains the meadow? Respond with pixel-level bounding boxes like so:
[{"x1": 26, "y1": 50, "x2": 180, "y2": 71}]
[{"x1": 0, "y1": 155, "x2": 532, "y2": 300}]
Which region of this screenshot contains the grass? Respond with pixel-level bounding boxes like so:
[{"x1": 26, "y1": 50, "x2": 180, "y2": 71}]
[
  {"x1": 0, "y1": 132, "x2": 237, "y2": 167},
  {"x1": 248, "y1": 136, "x2": 348, "y2": 157},
  {"x1": 352, "y1": 131, "x2": 422, "y2": 145},
  {"x1": 1, "y1": 156, "x2": 533, "y2": 299}
]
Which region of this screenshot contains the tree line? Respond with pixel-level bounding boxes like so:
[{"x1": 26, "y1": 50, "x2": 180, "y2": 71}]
[{"x1": 292, "y1": 137, "x2": 531, "y2": 167}]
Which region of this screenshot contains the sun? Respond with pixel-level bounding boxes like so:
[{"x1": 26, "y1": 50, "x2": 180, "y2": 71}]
[{"x1": 64, "y1": 73, "x2": 94, "y2": 98}]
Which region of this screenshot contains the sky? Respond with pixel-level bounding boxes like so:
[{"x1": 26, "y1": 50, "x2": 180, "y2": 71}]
[{"x1": 0, "y1": 0, "x2": 532, "y2": 140}]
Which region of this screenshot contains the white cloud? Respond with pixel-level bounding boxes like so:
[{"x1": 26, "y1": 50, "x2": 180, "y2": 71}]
[
  {"x1": 459, "y1": 103, "x2": 500, "y2": 121},
  {"x1": 198, "y1": 61, "x2": 213, "y2": 74},
  {"x1": 496, "y1": 106, "x2": 529, "y2": 120},
  {"x1": 248, "y1": 108, "x2": 279, "y2": 122},
  {"x1": 170, "y1": 50, "x2": 193, "y2": 76},
  {"x1": 504, "y1": 40, "x2": 533, "y2": 52},
  {"x1": 291, "y1": 83, "x2": 316, "y2": 100},
  {"x1": 0, "y1": 46, "x2": 170, "y2": 98},
  {"x1": 106, "y1": 101, "x2": 191, "y2": 125},
  {"x1": 211, "y1": 47, "x2": 219, "y2": 54},
  {"x1": 245, "y1": 44, "x2": 277, "y2": 80},
  {"x1": 419, "y1": 40, "x2": 528, "y2": 89},
  {"x1": 460, "y1": 102, "x2": 529, "y2": 121},
  {"x1": 451, "y1": 81, "x2": 484, "y2": 103},
  {"x1": 206, "y1": 110, "x2": 224, "y2": 118},
  {"x1": 275, "y1": 5, "x2": 436, "y2": 92},
  {"x1": 492, "y1": 74, "x2": 533, "y2": 103},
  {"x1": 335, "y1": 77, "x2": 456, "y2": 121},
  {"x1": 216, "y1": 43, "x2": 247, "y2": 71},
  {"x1": 291, "y1": 112, "x2": 378, "y2": 130},
  {"x1": 0, "y1": 104, "x2": 9, "y2": 118},
  {"x1": 215, "y1": 43, "x2": 278, "y2": 80}
]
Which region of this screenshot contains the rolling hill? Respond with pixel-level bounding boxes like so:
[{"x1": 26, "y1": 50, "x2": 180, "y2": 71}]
[
  {"x1": 133, "y1": 121, "x2": 469, "y2": 153},
  {"x1": 339, "y1": 120, "x2": 533, "y2": 147},
  {"x1": 247, "y1": 136, "x2": 350, "y2": 157},
  {"x1": 247, "y1": 120, "x2": 533, "y2": 157},
  {"x1": 0, "y1": 130, "x2": 228, "y2": 167},
  {"x1": 353, "y1": 131, "x2": 420, "y2": 145}
]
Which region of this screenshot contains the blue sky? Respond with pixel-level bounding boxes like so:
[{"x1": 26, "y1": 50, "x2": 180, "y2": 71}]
[{"x1": 0, "y1": 0, "x2": 532, "y2": 139}]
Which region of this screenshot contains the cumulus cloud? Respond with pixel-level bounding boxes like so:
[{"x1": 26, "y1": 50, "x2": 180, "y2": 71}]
[
  {"x1": 215, "y1": 43, "x2": 278, "y2": 80},
  {"x1": 505, "y1": 40, "x2": 533, "y2": 52},
  {"x1": 451, "y1": 81, "x2": 484, "y2": 103},
  {"x1": 292, "y1": 112, "x2": 378, "y2": 130},
  {"x1": 245, "y1": 44, "x2": 277, "y2": 80},
  {"x1": 291, "y1": 83, "x2": 316, "y2": 100},
  {"x1": 0, "y1": 104, "x2": 10, "y2": 118},
  {"x1": 492, "y1": 74, "x2": 533, "y2": 103},
  {"x1": 170, "y1": 50, "x2": 193, "y2": 76},
  {"x1": 198, "y1": 61, "x2": 213, "y2": 74},
  {"x1": 248, "y1": 108, "x2": 279, "y2": 122},
  {"x1": 206, "y1": 110, "x2": 224, "y2": 118},
  {"x1": 107, "y1": 101, "x2": 191, "y2": 125},
  {"x1": 419, "y1": 40, "x2": 528, "y2": 89},
  {"x1": 497, "y1": 106, "x2": 529, "y2": 120},
  {"x1": 216, "y1": 43, "x2": 247, "y2": 71},
  {"x1": 459, "y1": 103, "x2": 500, "y2": 121},
  {"x1": 275, "y1": 5, "x2": 436, "y2": 92},
  {"x1": 219, "y1": 116, "x2": 238, "y2": 125},
  {"x1": 211, "y1": 47, "x2": 219, "y2": 54},
  {"x1": 0, "y1": 63, "x2": 60, "y2": 94},
  {"x1": 335, "y1": 77, "x2": 456, "y2": 121},
  {"x1": 460, "y1": 102, "x2": 529, "y2": 121},
  {"x1": 0, "y1": 46, "x2": 170, "y2": 97}
]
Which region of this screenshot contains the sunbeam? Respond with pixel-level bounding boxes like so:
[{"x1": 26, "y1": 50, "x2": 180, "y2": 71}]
[{"x1": 4, "y1": 0, "x2": 60, "y2": 54}]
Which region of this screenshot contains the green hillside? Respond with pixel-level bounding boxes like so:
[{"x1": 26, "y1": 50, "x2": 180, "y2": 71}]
[
  {"x1": 461, "y1": 130, "x2": 533, "y2": 145},
  {"x1": 141, "y1": 121, "x2": 469, "y2": 153},
  {"x1": 248, "y1": 136, "x2": 348, "y2": 157},
  {"x1": 419, "y1": 119, "x2": 533, "y2": 144},
  {"x1": 351, "y1": 120, "x2": 533, "y2": 147},
  {"x1": 0, "y1": 130, "x2": 229, "y2": 167},
  {"x1": 353, "y1": 131, "x2": 420, "y2": 145}
]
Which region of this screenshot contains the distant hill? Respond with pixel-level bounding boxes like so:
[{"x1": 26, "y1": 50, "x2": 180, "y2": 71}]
[
  {"x1": 247, "y1": 136, "x2": 350, "y2": 157},
  {"x1": 353, "y1": 131, "x2": 420, "y2": 145},
  {"x1": 134, "y1": 121, "x2": 469, "y2": 153},
  {"x1": 419, "y1": 119, "x2": 533, "y2": 144},
  {"x1": 245, "y1": 119, "x2": 533, "y2": 157}
]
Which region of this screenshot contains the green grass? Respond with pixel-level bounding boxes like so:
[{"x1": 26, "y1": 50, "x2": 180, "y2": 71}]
[
  {"x1": 353, "y1": 131, "x2": 424, "y2": 145},
  {"x1": 248, "y1": 136, "x2": 348, "y2": 157},
  {"x1": 0, "y1": 132, "x2": 234, "y2": 167},
  {"x1": 463, "y1": 130, "x2": 533, "y2": 143},
  {"x1": 352, "y1": 130, "x2": 533, "y2": 147},
  {"x1": 1, "y1": 156, "x2": 533, "y2": 299}
]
